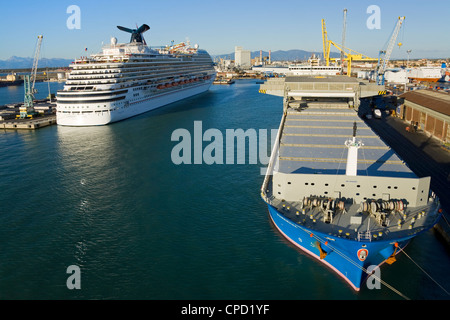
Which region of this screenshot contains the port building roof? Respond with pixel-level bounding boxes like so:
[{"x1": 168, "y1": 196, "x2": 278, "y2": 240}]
[{"x1": 400, "y1": 90, "x2": 450, "y2": 117}]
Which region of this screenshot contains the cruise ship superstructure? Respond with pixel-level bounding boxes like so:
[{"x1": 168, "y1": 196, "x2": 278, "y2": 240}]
[
  {"x1": 289, "y1": 55, "x2": 341, "y2": 76},
  {"x1": 259, "y1": 76, "x2": 442, "y2": 291},
  {"x1": 56, "y1": 24, "x2": 215, "y2": 126}
]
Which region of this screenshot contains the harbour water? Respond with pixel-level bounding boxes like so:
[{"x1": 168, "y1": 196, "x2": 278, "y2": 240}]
[{"x1": 0, "y1": 80, "x2": 449, "y2": 300}]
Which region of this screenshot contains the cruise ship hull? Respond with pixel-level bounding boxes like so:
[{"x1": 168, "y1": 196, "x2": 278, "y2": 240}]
[
  {"x1": 266, "y1": 203, "x2": 440, "y2": 291},
  {"x1": 57, "y1": 81, "x2": 212, "y2": 126}
]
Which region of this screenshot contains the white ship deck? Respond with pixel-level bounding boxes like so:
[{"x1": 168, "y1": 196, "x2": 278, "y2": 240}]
[{"x1": 278, "y1": 104, "x2": 417, "y2": 178}]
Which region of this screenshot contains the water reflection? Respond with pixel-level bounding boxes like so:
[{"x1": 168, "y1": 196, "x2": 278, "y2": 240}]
[{"x1": 55, "y1": 125, "x2": 131, "y2": 266}]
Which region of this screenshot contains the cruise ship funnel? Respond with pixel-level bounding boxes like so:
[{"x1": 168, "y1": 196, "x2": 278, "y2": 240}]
[{"x1": 117, "y1": 24, "x2": 150, "y2": 43}]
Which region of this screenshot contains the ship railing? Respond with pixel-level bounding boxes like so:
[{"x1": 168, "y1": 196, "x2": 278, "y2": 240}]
[
  {"x1": 357, "y1": 231, "x2": 372, "y2": 242},
  {"x1": 261, "y1": 110, "x2": 286, "y2": 195}
]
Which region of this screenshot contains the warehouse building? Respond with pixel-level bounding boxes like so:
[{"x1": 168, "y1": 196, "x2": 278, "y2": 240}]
[{"x1": 399, "y1": 89, "x2": 450, "y2": 144}]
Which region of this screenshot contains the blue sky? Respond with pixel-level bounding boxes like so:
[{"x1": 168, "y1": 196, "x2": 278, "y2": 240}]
[{"x1": 0, "y1": 0, "x2": 448, "y2": 60}]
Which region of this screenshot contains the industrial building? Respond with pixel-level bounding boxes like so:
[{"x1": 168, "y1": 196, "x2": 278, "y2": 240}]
[
  {"x1": 235, "y1": 46, "x2": 251, "y2": 68},
  {"x1": 399, "y1": 89, "x2": 450, "y2": 144}
]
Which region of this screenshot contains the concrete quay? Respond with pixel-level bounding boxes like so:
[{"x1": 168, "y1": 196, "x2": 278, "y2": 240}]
[
  {"x1": 358, "y1": 100, "x2": 450, "y2": 249},
  {"x1": 1, "y1": 115, "x2": 57, "y2": 130}
]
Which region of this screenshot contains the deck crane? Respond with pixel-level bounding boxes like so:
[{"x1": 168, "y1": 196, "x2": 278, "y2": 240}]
[
  {"x1": 376, "y1": 16, "x2": 405, "y2": 85},
  {"x1": 20, "y1": 35, "x2": 43, "y2": 119}
]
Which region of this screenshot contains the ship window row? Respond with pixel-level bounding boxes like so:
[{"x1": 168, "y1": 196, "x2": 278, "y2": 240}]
[
  {"x1": 57, "y1": 90, "x2": 128, "y2": 98},
  {"x1": 72, "y1": 61, "x2": 209, "y2": 72},
  {"x1": 65, "y1": 79, "x2": 209, "y2": 90},
  {"x1": 72, "y1": 59, "x2": 211, "y2": 71},
  {"x1": 59, "y1": 110, "x2": 109, "y2": 114},
  {"x1": 70, "y1": 66, "x2": 209, "y2": 78},
  {"x1": 71, "y1": 70, "x2": 121, "y2": 76},
  {"x1": 66, "y1": 73, "x2": 211, "y2": 86},
  {"x1": 68, "y1": 66, "x2": 211, "y2": 81},
  {"x1": 120, "y1": 64, "x2": 210, "y2": 72},
  {"x1": 58, "y1": 102, "x2": 126, "y2": 113},
  {"x1": 60, "y1": 105, "x2": 106, "y2": 109},
  {"x1": 69, "y1": 67, "x2": 209, "y2": 80},
  {"x1": 71, "y1": 64, "x2": 212, "y2": 74},
  {"x1": 57, "y1": 96, "x2": 126, "y2": 104},
  {"x1": 300, "y1": 182, "x2": 419, "y2": 191},
  {"x1": 64, "y1": 79, "x2": 194, "y2": 91},
  {"x1": 71, "y1": 63, "x2": 211, "y2": 75},
  {"x1": 67, "y1": 69, "x2": 211, "y2": 83}
]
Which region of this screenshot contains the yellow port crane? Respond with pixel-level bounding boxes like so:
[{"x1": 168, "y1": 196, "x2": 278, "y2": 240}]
[{"x1": 321, "y1": 18, "x2": 378, "y2": 76}]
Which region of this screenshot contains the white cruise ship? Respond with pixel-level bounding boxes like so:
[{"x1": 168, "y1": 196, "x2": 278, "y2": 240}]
[
  {"x1": 289, "y1": 55, "x2": 341, "y2": 76},
  {"x1": 56, "y1": 24, "x2": 216, "y2": 126}
]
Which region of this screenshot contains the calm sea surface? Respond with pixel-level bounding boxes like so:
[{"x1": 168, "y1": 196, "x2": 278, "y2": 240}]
[{"x1": 0, "y1": 80, "x2": 449, "y2": 300}]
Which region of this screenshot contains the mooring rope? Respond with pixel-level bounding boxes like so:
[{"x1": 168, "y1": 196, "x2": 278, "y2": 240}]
[
  {"x1": 315, "y1": 235, "x2": 409, "y2": 300},
  {"x1": 298, "y1": 224, "x2": 410, "y2": 299},
  {"x1": 397, "y1": 246, "x2": 450, "y2": 296},
  {"x1": 441, "y1": 213, "x2": 450, "y2": 228}
]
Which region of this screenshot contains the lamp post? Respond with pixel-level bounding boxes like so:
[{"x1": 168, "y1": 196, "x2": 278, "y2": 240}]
[{"x1": 406, "y1": 50, "x2": 412, "y2": 68}]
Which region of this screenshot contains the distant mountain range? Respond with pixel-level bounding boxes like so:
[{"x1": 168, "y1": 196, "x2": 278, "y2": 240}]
[
  {"x1": 0, "y1": 56, "x2": 73, "y2": 70},
  {"x1": 212, "y1": 49, "x2": 341, "y2": 61}
]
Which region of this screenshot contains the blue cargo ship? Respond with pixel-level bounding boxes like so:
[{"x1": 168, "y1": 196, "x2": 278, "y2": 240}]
[{"x1": 260, "y1": 76, "x2": 442, "y2": 291}]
